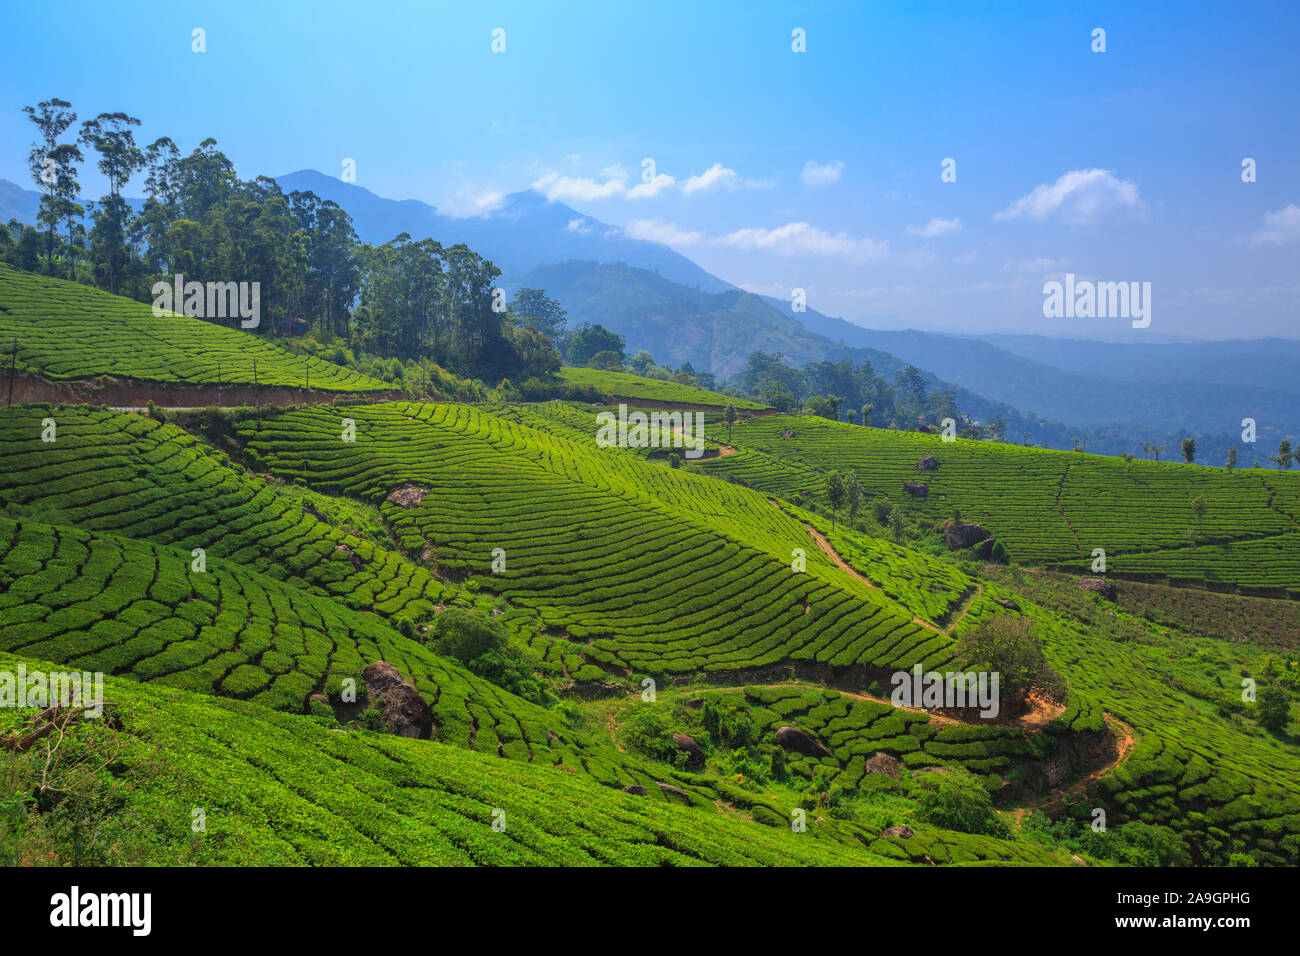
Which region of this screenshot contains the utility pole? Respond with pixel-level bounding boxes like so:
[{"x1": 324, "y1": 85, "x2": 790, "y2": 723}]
[
  {"x1": 217, "y1": 361, "x2": 222, "y2": 406},
  {"x1": 253, "y1": 358, "x2": 260, "y2": 414},
  {"x1": 6, "y1": 340, "x2": 16, "y2": 407}
]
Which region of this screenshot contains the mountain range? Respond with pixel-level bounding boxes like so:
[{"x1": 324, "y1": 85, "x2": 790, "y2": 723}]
[{"x1": 4, "y1": 170, "x2": 1295, "y2": 456}]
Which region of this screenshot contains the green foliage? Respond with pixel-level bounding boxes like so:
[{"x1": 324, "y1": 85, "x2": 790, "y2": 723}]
[
  {"x1": 956, "y1": 615, "x2": 1062, "y2": 709},
  {"x1": 697, "y1": 413, "x2": 1300, "y2": 595},
  {"x1": 433, "y1": 609, "x2": 548, "y2": 705},
  {"x1": 566, "y1": 322, "x2": 625, "y2": 368},
  {"x1": 910, "y1": 769, "x2": 1008, "y2": 838},
  {"x1": 0, "y1": 655, "x2": 894, "y2": 866},
  {"x1": 619, "y1": 705, "x2": 685, "y2": 765},
  {"x1": 1256, "y1": 685, "x2": 1291, "y2": 733}
]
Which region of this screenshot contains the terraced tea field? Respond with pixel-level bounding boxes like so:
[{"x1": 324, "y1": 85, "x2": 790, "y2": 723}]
[
  {"x1": 233, "y1": 401, "x2": 955, "y2": 678},
  {"x1": 0, "y1": 266, "x2": 386, "y2": 392},
  {"x1": 1, "y1": 280, "x2": 1297, "y2": 867},
  {"x1": 0, "y1": 652, "x2": 900, "y2": 866},
  {"x1": 558, "y1": 366, "x2": 768, "y2": 410},
  {"x1": 698, "y1": 414, "x2": 1300, "y2": 595},
  {"x1": 0, "y1": 516, "x2": 1066, "y2": 865},
  {"x1": 0, "y1": 515, "x2": 585, "y2": 763}
]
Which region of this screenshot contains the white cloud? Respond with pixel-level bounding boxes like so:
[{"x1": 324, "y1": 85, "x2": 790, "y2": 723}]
[
  {"x1": 440, "y1": 188, "x2": 507, "y2": 218},
  {"x1": 567, "y1": 218, "x2": 618, "y2": 238},
  {"x1": 1244, "y1": 204, "x2": 1300, "y2": 245},
  {"x1": 682, "y1": 162, "x2": 738, "y2": 194},
  {"x1": 715, "y1": 221, "x2": 887, "y2": 260},
  {"x1": 599, "y1": 163, "x2": 628, "y2": 180},
  {"x1": 680, "y1": 162, "x2": 773, "y2": 195},
  {"x1": 532, "y1": 170, "x2": 626, "y2": 202},
  {"x1": 905, "y1": 216, "x2": 961, "y2": 238},
  {"x1": 801, "y1": 159, "x2": 844, "y2": 187},
  {"x1": 626, "y1": 173, "x2": 677, "y2": 199},
  {"x1": 622, "y1": 218, "x2": 703, "y2": 247},
  {"x1": 994, "y1": 168, "x2": 1146, "y2": 224}
]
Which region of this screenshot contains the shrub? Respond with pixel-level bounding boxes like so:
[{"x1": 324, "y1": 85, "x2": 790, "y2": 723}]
[
  {"x1": 910, "y1": 768, "x2": 1008, "y2": 837},
  {"x1": 1257, "y1": 686, "x2": 1291, "y2": 733},
  {"x1": 620, "y1": 705, "x2": 685, "y2": 765},
  {"x1": 432, "y1": 609, "x2": 548, "y2": 704},
  {"x1": 956, "y1": 615, "x2": 1064, "y2": 712}
]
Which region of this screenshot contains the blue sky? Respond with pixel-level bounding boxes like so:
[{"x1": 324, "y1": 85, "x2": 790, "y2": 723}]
[{"x1": 3, "y1": 0, "x2": 1298, "y2": 339}]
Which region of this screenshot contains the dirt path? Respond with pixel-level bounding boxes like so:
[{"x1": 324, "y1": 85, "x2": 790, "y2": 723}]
[
  {"x1": 667, "y1": 424, "x2": 736, "y2": 458},
  {"x1": 937, "y1": 583, "x2": 983, "y2": 634},
  {"x1": 8, "y1": 374, "x2": 397, "y2": 408},
  {"x1": 795, "y1": 511, "x2": 948, "y2": 635},
  {"x1": 1016, "y1": 692, "x2": 1067, "y2": 732},
  {"x1": 606, "y1": 714, "x2": 626, "y2": 752},
  {"x1": 1011, "y1": 713, "x2": 1135, "y2": 825},
  {"x1": 700, "y1": 681, "x2": 1063, "y2": 733}
]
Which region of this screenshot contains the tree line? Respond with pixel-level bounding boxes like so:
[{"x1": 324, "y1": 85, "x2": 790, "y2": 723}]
[{"x1": 1, "y1": 98, "x2": 566, "y2": 384}]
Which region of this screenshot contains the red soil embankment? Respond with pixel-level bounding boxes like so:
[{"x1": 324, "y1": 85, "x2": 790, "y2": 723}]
[{"x1": 4, "y1": 375, "x2": 400, "y2": 408}]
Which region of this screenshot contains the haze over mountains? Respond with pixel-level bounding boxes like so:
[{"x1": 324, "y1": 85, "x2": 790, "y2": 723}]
[{"x1": 4, "y1": 169, "x2": 1294, "y2": 457}]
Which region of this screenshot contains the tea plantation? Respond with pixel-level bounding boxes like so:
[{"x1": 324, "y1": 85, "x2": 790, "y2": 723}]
[
  {"x1": 232, "y1": 401, "x2": 955, "y2": 677},
  {"x1": 558, "y1": 366, "x2": 768, "y2": 409},
  {"x1": 697, "y1": 414, "x2": 1300, "y2": 595},
  {"x1": 0, "y1": 267, "x2": 387, "y2": 392},
  {"x1": 0, "y1": 652, "x2": 902, "y2": 866},
  {"x1": 1, "y1": 279, "x2": 1297, "y2": 867}
]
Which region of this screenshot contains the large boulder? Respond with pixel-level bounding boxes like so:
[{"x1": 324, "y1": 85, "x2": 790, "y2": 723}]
[
  {"x1": 944, "y1": 521, "x2": 992, "y2": 550},
  {"x1": 864, "y1": 751, "x2": 901, "y2": 778},
  {"x1": 880, "y1": 824, "x2": 914, "y2": 839},
  {"x1": 1076, "y1": 577, "x2": 1118, "y2": 600},
  {"x1": 621, "y1": 784, "x2": 647, "y2": 796},
  {"x1": 655, "y1": 781, "x2": 692, "y2": 800},
  {"x1": 775, "y1": 725, "x2": 831, "y2": 759},
  {"x1": 333, "y1": 543, "x2": 363, "y2": 570},
  {"x1": 669, "y1": 732, "x2": 706, "y2": 770},
  {"x1": 385, "y1": 484, "x2": 428, "y2": 508},
  {"x1": 903, "y1": 481, "x2": 929, "y2": 498},
  {"x1": 917, "y1": 454, "x2": 940, "y2": 471},
  {"x1": 361, "y1": 661, "x2": 434, "y2": 739},
  {"x1": 995, "y1": 598, "x2": 1021, "y2": 611}
]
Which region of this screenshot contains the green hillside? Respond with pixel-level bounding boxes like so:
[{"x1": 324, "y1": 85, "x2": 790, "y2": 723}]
[
  {"x1": 695, "y1": 414, "x2": 1300, "y2": 595},
  {"x1": 231, "y1": 401, "x2": 951, "y2": 676},
  {"x1": 0, "y1": 514, "x2": 1079, "y2": 866},
  {"x1": 4, "y1": 397, "x2": 1299, "y2": 866},
  {"x1": 0, "y1": 652, "x2": 900, "y2": 866},
  {"x1": 559, "y1": 366, "x2": 767, "y2": 409},
  {"x1": 0, "y1": 266, "x2": 387, "y2": 392}
]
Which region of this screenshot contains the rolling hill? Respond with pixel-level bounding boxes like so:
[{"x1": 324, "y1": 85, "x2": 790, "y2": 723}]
[{"x1": 0, "y1": 266, "x2": 388, "y2": 396}]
